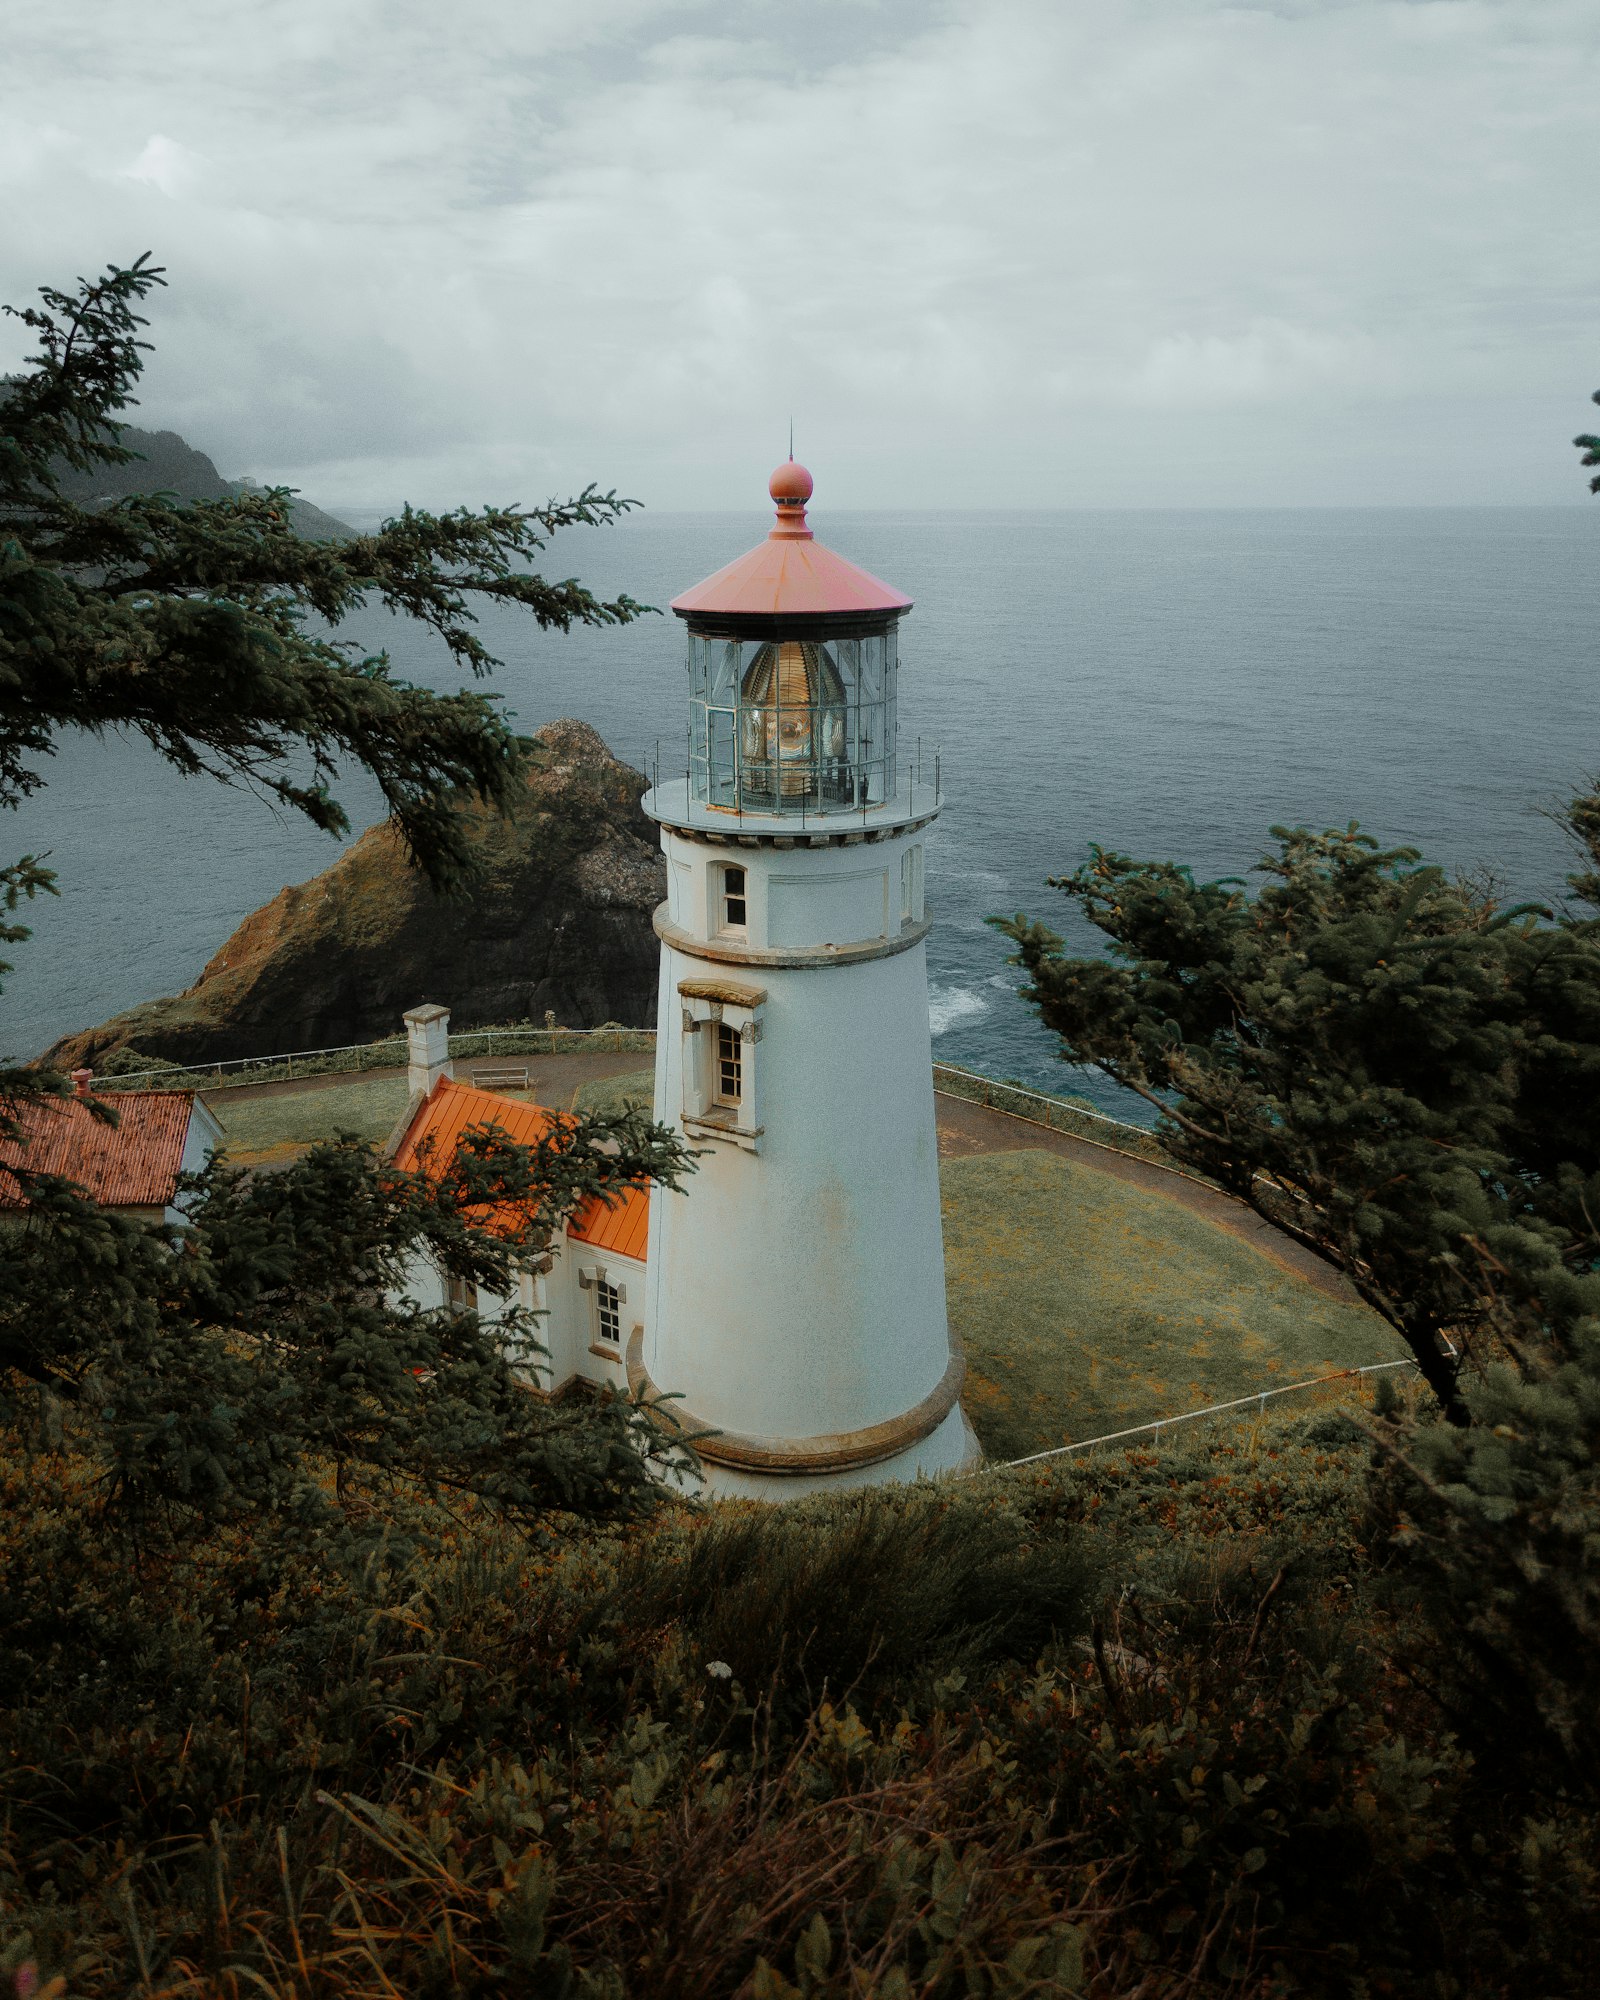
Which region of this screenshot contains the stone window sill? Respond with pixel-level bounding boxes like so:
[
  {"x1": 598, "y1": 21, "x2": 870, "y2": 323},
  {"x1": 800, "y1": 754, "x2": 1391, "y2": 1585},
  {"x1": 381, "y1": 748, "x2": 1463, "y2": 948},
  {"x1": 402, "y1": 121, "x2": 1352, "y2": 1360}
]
[{"x1": 683, "y1": 1109, "x2": 762, "y2": 1153}]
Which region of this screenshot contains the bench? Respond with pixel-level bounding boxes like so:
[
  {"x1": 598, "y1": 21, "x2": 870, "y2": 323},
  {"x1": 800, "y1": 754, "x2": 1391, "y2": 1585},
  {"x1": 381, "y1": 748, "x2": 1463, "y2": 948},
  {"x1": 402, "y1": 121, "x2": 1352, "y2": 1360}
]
[{"x1": 469, "y1": 1065, "x2": 530, "y2": 1091}]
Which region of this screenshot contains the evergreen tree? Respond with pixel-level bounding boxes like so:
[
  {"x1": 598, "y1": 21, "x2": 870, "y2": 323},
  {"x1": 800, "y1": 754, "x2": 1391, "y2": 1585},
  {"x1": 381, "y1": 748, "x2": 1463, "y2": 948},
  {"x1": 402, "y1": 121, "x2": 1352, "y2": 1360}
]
[
  {"x1": 994, "y1": 673, "x2": 1600, "y2": 1790},
  {"x1": 1575, "y1": 386, "x2": 1600, "y2": 493},
  {"x1": 2, "y1": 255, "x2": 645, "y2": 1134},
  {"x1": 3, "y1": 1120, "x2": 693, "y2": 1536},
  {"x1": 0, "y1": 256, "x2": 692, "y2": 1530}
]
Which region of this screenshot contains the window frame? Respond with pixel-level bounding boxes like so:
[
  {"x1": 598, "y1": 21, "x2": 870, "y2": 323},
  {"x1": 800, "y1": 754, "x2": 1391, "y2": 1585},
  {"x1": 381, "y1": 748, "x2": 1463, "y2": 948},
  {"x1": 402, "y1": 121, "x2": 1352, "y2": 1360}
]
[
  {"x1": 900, "y1": 841, "x2": 924, "y2": 925},
  {"x1": 678, "y1": 979, "x2": 765, "y2": 1152},
  {"x1": 715, "y1": 1020, "x2": 743, "y2": 1105},
  {"x1": 718, "y1": 861, "x2": 748, "y2": 938}
]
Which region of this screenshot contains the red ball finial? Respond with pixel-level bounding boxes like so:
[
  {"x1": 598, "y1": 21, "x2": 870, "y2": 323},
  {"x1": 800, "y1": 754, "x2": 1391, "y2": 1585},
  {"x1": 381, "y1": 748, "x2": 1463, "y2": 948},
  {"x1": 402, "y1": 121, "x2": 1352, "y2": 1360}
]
[{"x1": 769, "y1": 459, "x2": 813, "y2": 505}]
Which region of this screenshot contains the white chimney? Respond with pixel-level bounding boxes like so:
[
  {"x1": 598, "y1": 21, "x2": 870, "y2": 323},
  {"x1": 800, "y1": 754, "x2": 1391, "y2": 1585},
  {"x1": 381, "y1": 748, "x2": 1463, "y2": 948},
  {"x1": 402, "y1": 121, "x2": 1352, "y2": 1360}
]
[{"x1": 403, "y1": 1004, "x2": 453, "y2": 1099}]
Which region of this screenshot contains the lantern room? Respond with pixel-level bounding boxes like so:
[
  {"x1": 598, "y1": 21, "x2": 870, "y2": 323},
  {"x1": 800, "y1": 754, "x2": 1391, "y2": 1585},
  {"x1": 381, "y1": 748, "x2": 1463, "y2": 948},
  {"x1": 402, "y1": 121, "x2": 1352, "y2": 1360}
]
[{"x1": 671, "y1": 461, "x2": 913, "y2": 820}]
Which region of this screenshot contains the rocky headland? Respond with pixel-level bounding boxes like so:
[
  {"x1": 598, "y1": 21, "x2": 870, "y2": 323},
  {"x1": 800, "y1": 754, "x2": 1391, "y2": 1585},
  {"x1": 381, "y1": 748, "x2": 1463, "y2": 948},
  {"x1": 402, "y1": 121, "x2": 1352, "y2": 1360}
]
[
  {"x1": 47, "y1": 721, "x2": 665, "y2": 1072},
  {"x1": 51, "y1": 419, "x2": 355, "y2": 539}
]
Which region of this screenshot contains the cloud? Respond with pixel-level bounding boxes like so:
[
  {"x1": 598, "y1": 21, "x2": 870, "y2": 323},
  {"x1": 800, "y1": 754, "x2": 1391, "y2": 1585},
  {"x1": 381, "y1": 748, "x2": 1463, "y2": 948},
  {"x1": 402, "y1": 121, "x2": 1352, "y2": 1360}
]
[
  {"x1": 1, "y1": 0, "x2": 1595, "y2": 509},
  {"x1": 1112, "y1": 322, "x2": 1381, "y2": 408},
  {"x1": 116, "y1": 133, "x2": 201, "y2": 198}
]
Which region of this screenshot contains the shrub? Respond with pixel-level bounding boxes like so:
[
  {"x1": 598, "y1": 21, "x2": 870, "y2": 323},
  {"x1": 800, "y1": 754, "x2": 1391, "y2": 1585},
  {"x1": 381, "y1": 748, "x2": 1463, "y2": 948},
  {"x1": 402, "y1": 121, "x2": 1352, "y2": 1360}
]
[{"x1": 590, "y1": 1483, "x2": 1098, "y2": 1720}]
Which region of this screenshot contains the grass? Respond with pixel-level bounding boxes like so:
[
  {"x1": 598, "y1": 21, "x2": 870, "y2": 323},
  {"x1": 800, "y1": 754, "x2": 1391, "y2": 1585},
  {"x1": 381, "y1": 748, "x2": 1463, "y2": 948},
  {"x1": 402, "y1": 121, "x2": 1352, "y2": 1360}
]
[
  {"x1": 572, "y1": 1066, "x2": 655, "y2": 1116},
  {"x1": 203, "y1": 1071, "x2": 1399, "y2": 1462},
  {"x1": 210, "y1": 1067, "x2": 656, "y2": 1166},
  {"x1": 943, "y1": 1149, "x2": 1403, "y2": 1463},
  {"x1": 209, "y1": 1073, "x2": 414, "y2": 1163}
]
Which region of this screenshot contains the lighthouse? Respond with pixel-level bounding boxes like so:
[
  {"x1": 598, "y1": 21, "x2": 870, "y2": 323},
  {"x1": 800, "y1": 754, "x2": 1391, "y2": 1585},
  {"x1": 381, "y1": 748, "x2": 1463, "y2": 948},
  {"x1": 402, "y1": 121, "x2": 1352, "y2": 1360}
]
[{"x1": 634, "y1": 460, "x2": 977, "y2": 1498}]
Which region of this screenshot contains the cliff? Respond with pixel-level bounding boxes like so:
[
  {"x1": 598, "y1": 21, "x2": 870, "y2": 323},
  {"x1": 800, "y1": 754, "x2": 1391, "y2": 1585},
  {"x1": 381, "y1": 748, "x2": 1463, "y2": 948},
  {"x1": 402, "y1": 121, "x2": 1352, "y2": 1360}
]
[
  {"x1": 50, "y1": 420, "x2": 354, "y2": 540},
  {"x1": 47, "y1": 721, "x2": 665, "y2": 1071}
]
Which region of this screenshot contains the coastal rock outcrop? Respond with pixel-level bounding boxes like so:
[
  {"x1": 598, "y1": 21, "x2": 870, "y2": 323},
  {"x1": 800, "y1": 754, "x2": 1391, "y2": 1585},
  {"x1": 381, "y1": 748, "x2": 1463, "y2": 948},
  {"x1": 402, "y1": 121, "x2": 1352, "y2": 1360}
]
[
  {"x1": 51, "y1": 420, "x2": 354, "y2": 539},
  {"x1": 47, "y1": 721, "x2": 665, "y2": 1071}
]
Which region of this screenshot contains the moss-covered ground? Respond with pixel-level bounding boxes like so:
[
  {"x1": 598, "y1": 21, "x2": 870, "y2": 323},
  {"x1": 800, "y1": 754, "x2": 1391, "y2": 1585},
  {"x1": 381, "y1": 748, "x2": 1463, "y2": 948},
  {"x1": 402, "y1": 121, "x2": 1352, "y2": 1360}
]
[{"x1": 945, "y1": 1150, "x2": 1400, "y2": 1461}]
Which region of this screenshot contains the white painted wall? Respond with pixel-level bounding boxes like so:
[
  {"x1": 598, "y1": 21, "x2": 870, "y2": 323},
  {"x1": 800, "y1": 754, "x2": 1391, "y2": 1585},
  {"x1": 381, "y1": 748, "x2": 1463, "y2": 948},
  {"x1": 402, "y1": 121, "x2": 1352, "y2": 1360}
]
[
  {"x1": 391, "y1": 1234, "x2": 641, "y2": 1399},
  {"x1": 644, "y1": 810, "x2": 969, "y2": 1491},
  {"x1": 165, "y1": 1098, "x2": 227, "y2": 1226},
  {"x1": 661, "y1": 828, "x2": 924, "y2": 951}
]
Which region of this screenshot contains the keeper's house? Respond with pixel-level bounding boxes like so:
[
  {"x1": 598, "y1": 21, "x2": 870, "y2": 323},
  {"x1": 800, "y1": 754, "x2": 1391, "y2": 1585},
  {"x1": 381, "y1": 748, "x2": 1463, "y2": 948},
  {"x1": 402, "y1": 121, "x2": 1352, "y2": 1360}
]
[
  {"x1": 386, "y1": 1010, "x2": 645, "y2": 1398},
  {"x1": 0, "y1": 1070, "x2": 223, "y2": 1226}
]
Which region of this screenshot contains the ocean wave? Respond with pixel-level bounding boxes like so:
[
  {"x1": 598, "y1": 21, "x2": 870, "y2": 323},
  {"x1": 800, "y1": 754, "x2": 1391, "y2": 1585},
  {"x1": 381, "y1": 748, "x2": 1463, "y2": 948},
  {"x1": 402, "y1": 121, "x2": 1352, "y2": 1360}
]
[{"x1": 927, "y1": 983, "x2": 991, "y2": 1037}]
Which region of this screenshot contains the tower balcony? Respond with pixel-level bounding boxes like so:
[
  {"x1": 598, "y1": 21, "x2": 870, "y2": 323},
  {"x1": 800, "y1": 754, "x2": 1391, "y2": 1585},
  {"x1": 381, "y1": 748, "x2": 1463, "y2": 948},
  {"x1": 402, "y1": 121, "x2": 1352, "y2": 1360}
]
[{"x1": 643, "y1": 769, "x2": 941, "y2": 844}]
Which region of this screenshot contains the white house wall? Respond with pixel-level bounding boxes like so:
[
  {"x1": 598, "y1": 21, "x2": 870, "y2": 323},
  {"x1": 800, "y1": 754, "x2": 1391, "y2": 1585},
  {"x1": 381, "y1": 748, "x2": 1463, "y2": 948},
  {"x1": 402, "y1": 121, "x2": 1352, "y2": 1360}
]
[
  {"x1": 393, "y1": 1237, "x2": 640, "y2": 1399},
  {"x1": 165, "y1": 1098, "x2": 227, "y2": 1227}
]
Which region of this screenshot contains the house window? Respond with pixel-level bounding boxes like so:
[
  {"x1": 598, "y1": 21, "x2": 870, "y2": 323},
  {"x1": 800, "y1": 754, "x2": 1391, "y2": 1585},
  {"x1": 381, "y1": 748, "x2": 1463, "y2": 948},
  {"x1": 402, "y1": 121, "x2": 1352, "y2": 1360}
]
[
  {"x1": 720, "y1": 863, "x2": 748, "y2": 935},
  {"x1": 716, "y1": 1022, "x2": 743, "y2": 1105},
  {"x1": 595, "y1": 1279, "x2": 622, "y2": 1346},
  {"x1": 445, "y1": 1273, "x2": 478, "y2": 1313}
]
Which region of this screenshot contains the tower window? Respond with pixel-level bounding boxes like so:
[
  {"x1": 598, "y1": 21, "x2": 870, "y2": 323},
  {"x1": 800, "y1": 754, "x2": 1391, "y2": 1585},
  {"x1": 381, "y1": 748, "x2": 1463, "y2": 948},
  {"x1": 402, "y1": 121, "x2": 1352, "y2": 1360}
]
[
  {"x1": 716, "y1": 1021, "x2": 743, "y2": 1104},
  {"x1": 677, "y1": 978, "x2": 764, "y2": 1151},
  {"x1": 721, "y1": 864, "x2": 747, "y2": 933},
  {"x1": 900, "y1": 843, "x2": 924, "y2": 924},
  {"x1": 595, "y1": 1279, "x2": 622, "y2": 1346}
]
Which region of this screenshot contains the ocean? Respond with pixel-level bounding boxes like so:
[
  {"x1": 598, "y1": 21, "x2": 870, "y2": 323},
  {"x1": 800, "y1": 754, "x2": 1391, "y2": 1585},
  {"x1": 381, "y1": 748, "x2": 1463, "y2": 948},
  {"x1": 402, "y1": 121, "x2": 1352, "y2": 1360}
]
[{"x1": 6, "y1": 505, "x2": 1595, "y2": 1118}]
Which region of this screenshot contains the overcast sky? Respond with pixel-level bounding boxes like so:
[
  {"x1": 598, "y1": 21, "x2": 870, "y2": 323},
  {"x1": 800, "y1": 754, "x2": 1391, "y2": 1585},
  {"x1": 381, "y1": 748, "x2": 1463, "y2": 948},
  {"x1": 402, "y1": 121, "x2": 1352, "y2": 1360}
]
[{"x1": 3, "y1": 0, "x2": 1596, "y2": 512}]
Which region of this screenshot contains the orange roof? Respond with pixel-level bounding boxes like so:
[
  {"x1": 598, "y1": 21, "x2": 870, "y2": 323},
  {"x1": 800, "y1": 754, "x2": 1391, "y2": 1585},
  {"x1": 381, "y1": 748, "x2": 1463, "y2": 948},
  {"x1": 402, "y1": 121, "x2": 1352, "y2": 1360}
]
[
  {"x1": 392, "y1": 1079, "x2": 649, "y2": 1261},
  {"x1": 671, "y1": 462, "x2": 912, "y2": 623},
  {"x1": 0, "y1": 1089, "x2": 198, "y2": 1210}
]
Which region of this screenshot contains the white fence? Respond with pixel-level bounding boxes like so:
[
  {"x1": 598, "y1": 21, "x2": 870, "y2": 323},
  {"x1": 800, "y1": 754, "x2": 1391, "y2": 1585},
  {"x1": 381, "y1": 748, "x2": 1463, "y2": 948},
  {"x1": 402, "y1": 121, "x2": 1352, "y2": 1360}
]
[
  {"x1": 93, "y1": 1024, "x2": 658, "y2": 1092},
  {"x1": 986, "y1": 1357, "x2": 1418, "y2": 1474},
  {"x1": 929, "y1": 1061, "x2": 1165, "y2": 1159},
  {"x1": 92, "y1": 1032, "x2": 1185, "y2": 1173}
]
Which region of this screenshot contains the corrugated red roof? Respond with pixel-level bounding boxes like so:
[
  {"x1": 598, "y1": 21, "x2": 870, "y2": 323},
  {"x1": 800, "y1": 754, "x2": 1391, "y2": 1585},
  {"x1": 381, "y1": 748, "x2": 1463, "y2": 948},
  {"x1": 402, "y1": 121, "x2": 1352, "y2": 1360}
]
[
  {"x1": 392, "y1": 1079, "x2": 649, "y2": 1260},
  {"x1": 0, "y1": 1090, "x2": 197, "y2": 1210},
  {"x1": 670, "y1": 462, "x2": 911, "y2": 622}
]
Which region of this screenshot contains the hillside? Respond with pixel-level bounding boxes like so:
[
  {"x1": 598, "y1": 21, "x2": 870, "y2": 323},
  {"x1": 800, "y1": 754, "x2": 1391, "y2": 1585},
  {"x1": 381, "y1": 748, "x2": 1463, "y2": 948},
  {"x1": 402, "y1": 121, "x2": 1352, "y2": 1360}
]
[
  {"x1": 49, "y1": 418, "x2": 354, "y2": 538},
  {"x1": 47, "y1": 720, "x2": 665, "y2": 1069}
]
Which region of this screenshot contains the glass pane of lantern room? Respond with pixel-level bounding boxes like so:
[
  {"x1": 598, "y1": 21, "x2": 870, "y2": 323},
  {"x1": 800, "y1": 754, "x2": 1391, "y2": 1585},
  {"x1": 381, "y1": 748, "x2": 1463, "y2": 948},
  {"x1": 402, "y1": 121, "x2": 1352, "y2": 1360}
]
[
  {"x1": 857, "y1": 633, "x2": 883, "y2": 705},
  {"x1": 707, "y1": 707, "x2": 737, "y2": 806},
  {"x1": 709, "y1": 641, "x2": 740, "y2": 706}
]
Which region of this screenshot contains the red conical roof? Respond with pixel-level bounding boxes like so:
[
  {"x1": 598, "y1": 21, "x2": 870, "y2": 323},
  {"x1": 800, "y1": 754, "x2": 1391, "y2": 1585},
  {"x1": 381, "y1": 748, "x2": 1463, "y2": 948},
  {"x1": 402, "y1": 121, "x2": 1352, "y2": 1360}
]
[{"x1": 671, "y1": 461, "x2": 912, "y2": 621}]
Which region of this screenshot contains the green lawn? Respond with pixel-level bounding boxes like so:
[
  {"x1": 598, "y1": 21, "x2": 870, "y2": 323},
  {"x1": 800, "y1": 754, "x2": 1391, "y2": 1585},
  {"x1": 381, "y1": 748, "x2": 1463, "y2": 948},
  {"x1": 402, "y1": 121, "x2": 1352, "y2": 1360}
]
[
  {"x1": 208, "y1": 1074, "x2": 414, "y2": 1162},
  {"x1": 942, "y1": 1149, "x2": 1404, "y2": 1463},
  {"x1": 208, "y1": 1067, "x2": 656, "y2": 1164},
  {"x1": 572, "y1": 1068, "x2": 655, "y2": 1117},
  {"x1": 206, "y1": 1075, "x2": 1400, "y2": 1461}
]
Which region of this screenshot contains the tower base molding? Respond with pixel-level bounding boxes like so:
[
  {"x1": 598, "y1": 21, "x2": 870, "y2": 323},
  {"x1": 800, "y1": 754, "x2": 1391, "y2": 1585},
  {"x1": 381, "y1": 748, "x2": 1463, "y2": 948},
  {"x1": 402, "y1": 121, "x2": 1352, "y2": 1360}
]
[{"x1": 627, "y1": 1328, "x2": 967, "y2": 1479}]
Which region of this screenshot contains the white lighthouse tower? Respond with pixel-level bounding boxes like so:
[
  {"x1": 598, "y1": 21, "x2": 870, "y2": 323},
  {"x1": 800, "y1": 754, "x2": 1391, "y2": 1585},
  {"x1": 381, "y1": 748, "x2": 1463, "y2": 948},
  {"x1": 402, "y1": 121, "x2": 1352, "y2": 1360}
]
[{"x1": 634, "y1": 460, "x2": 977, "y2": 1498}]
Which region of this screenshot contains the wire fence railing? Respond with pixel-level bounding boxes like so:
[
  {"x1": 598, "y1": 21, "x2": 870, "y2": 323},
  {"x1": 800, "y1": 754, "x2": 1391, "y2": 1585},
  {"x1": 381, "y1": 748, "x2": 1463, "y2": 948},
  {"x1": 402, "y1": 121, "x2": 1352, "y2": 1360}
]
[
  {"x1": 982, "y1": 1357, "x2": 1419, "y2": 1475},
  {"x1": 90, "y1": 1024, "x2": 658, "y2": 1094},
  {"x1": 929, "y1": 1062, "x2": 1167, "y2": 1164},
  {"x1": 85, "y1": 1033, "x2": 1183, "y2": 1178}
]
